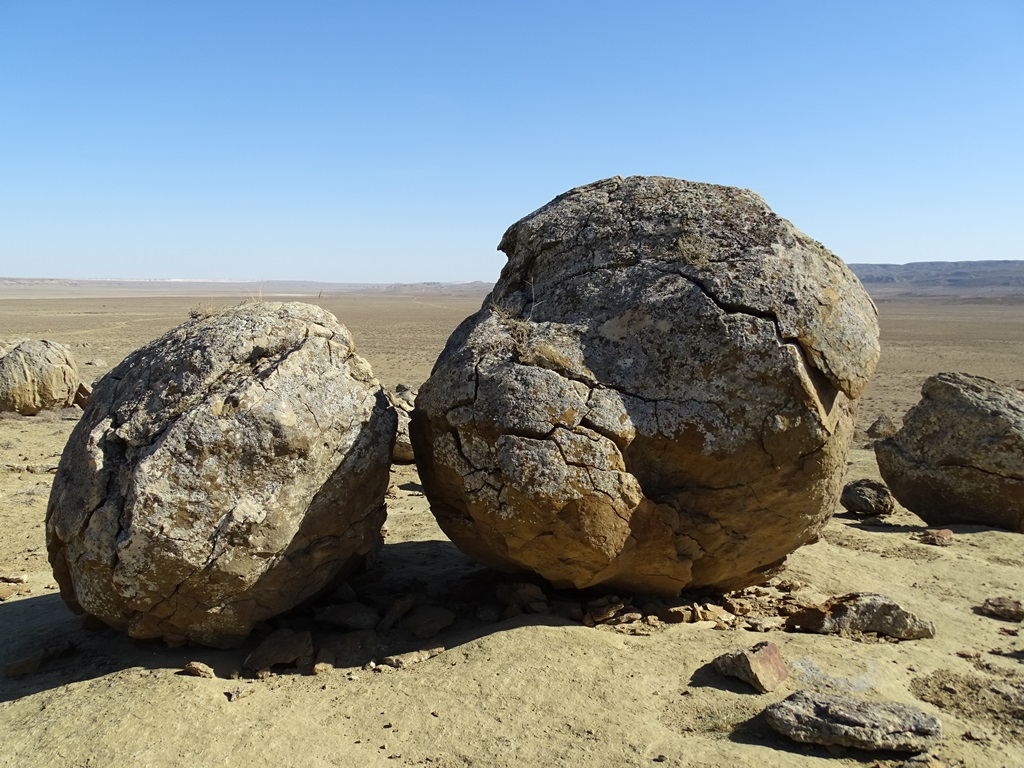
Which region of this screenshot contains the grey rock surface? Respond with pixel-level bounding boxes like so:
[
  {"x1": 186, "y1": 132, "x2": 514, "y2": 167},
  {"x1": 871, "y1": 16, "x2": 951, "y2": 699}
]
[
  {"x1": 866, "y1": 414, "x2": 899, "y2": 439},
  {"x1": 386, "y1": 384, "x2": 418, "y2": 463},
  {"x1": 765, "y1": 690, "x2": 942, "y2": 752},
  {"x1": 0, "y1": 340, "x2": 80, "y2": 415},
  {"x1": 840, "y1": 479, "x2": 895, "y2": 517},
  {"x1": 46, "y1": 302, "x2": 396, "y2": 647},
  {"x1": 876, "y1": 372, "x2": 1024, "y2": 531},
  {"x1": 412, "y1": 176, "x2": 879, "y2": 594},
  {"x1": 787, "y1": 592, "x2": 935, "y2": 639}
]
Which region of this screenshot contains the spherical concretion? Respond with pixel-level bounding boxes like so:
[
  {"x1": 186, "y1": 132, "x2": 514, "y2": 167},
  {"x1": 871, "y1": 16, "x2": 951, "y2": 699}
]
[
  {"x1": 412, "y1": 176, "x2": 880, "y2": 595},
  {"x1": 46, "y1": 301, "x2": 396, "y2": 646},
  {"x1": 0, "y1": 339, "x2": 79, "y2": 415}
]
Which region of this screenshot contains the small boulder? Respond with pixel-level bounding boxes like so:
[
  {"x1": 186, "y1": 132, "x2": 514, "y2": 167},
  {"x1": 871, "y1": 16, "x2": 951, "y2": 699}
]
[
  {"x1": 46, "y1": 302, "x2": 396, "y2": 647},
  {"x1": 875, "y1": 372, "x2": 1024, "y2": 532},
  {"x1": 0, "y1": 340, "x2": 79, "y2": 415},
  {"x1": 765, "y1": 690, "x2": 941, "y2": 752},
  {"x1": 713, "y1": 641, "x2": 788, "y2": 693},
  {"x1": 840, "y1": 479, "x2": 895, "y2": 517},
  {"x1": 412, "y1": 176, "x2": 879, "y2": 595},
  {"x1": 787, "y1": 592, "x2": 934, "y2": 639},
  {"x1": 979, "y1": 597, "x2": 1024, "y2": 622}
]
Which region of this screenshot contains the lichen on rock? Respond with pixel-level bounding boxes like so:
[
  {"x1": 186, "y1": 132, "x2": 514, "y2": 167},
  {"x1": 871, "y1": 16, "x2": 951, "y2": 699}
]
[{"x1": 412, "y1": 176, "x2": 879, "y2": 595}]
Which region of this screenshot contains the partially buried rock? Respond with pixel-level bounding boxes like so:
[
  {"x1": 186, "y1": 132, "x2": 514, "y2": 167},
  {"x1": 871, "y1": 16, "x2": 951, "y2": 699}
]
[
  {"x1": 787, "y1": 592, "x2": 935, "y2": 640},
  {"x1": 840, "y1": 479, "x2": 895, "y2": 517},
  {"x1": 46, "y1": 302, "x2": 397, "y2": 647},
  {"x1": 412, "y1": 176, "x2": 880, "y2": 595},
  {"x1": 713, "y1": 641, "x2": 788, "y2": 693},
  {"x1": 0, "y1": 340, "x2": 80, "y2": 415},
  {"x1": 979, "y1": 597, "x2": 1024, "y2": 622},
  {"x1": 765, "y1": 690, "x2": 941, "y2": 753},
  {"x1": 876, "y1": 372, "x2": 1024, "y2": 532}
]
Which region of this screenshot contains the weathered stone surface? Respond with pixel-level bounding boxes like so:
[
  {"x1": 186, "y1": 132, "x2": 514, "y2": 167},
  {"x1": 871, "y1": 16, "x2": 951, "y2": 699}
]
[
  {"x1": 183, "y1": 661, "x2": 216, "y2": 678},
  {"x1": 713, "y1": 641, "x2": 788, "y2": 692},
  {"x1": 787, "y1": 592, "x2": 935, "y2": 639},
  {"x1": 765, "y1": 690, "x2": 941, "y2": 752},
  {"x1": 412, "y1": 176, "x2": 879, "y2": 595},
  {"x1": 876, "y1": 372, "x2": 1024, "y2": 531},
  {"x1": 866, "y1": 414, "x2": 899, "y2": 439},
  {"x1": 0, "y1": 340, "x2": 80, "y2": 415},
  {"x1": 840, "y1": 479, "x2": 895, "y2": 517},
  {"x1": 979, "y1": 597, "x2": 1024, "y2": 622},
  {"x1": 386, "y1": 384, "x2": 417, "y2": 463},
  {"x1": 46, "y1": 302, "x2": 396, "y2": 647}
]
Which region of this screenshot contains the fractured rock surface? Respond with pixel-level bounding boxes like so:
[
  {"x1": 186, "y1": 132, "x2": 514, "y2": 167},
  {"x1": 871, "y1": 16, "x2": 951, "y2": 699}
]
[
  {"x1": 0, "y1": 340, "x2": 80, "y2": 415},
  {"x1": 46, "y1": 302, "x2": 396, "y2": 647},
  {"x1": 412, "y1": 176, "x2": 879, "y2": 595},
  {"x1": 876, "y1": 372, "x2": 1024, "y2": 532},
  {"x1": 765, "y1": 690, "x2": 942, "y2": 752}
]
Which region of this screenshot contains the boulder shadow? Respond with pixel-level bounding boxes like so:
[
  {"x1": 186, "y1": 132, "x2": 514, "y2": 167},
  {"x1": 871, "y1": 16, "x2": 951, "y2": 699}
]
[{"x1": 0, "y1": 539, "x2": 583, "y2": 703}]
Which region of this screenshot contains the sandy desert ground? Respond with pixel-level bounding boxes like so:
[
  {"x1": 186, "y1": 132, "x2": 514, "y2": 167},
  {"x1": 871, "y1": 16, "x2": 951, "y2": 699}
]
[{"x1": 1, "y1": 287, "x2": 1023, "y2": 768}]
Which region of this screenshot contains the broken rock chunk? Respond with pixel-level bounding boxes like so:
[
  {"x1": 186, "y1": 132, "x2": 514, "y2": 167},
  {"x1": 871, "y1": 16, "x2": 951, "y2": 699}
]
[
  {"x1": 786, "y1": 592, "x2": 935, "y2": 640},
  {"x1": 713, "y1": 641, "x2": 788, "y2": 693},
  {"x1": 979, "y1": 597, "x2": 1024, "y2": 622},
  {"x1": 765, "y1": 690, "x2": 942, "y2": 752}
]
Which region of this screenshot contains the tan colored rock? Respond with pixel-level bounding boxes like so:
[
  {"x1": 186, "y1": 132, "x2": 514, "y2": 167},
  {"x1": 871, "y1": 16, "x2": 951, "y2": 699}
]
[
  {"x1": 786, "y1": 592, "x2": 935, "y2": 639},
  {"x1": 713, "y1": 641, "x2": 789, "y2": 692},
  {"x1": 385, "y1": 384, "x2": 417, "y2": 463},
  {"x1": 46, "y1": 302, "x2": 396, "y2": 647},
  {"x1": 876, "y1": 372, "x2": 1024, "y2": 531},
  {"x1": 412, "y1": 176, "x2": 879, "y2": 595},
  {"x1": 0, "y1": 340, "x2": 79, "y2": 415}
]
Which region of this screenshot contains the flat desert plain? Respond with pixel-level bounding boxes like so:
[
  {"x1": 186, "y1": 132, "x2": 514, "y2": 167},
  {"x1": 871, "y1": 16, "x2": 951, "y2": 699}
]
[{"x1": 1, "y1": 287, "x2": 1023, "y2": 768}]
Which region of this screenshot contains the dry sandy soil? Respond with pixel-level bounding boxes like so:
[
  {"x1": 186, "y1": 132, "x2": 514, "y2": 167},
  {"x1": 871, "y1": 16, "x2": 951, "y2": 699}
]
[{"x1": 1, "y1": 287, "x2": 1023, "y2": 768}]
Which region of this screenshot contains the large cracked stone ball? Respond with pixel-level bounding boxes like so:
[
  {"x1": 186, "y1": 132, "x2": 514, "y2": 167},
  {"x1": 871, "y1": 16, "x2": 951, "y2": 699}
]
[
  {"x1": 411, "y1": 176, "x2": 880, "y2": 595},
  {"x1": 46, "y1": 302, "x2": 396, "y2": 647}
]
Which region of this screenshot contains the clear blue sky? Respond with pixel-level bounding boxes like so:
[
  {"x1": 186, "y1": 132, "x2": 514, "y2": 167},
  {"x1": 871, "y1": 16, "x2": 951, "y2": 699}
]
[{"x1": 1, "y1": 2, "x2": 1021, "y2": 282}]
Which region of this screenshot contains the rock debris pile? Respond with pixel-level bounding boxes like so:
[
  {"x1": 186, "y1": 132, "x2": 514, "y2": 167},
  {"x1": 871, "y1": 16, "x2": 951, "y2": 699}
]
[
  {"x1": 412, "y1": 175, "x2": 880, "y2": 595},
  {"x1": 46, "y1": 302, "x2": 396, "y2": 647}
]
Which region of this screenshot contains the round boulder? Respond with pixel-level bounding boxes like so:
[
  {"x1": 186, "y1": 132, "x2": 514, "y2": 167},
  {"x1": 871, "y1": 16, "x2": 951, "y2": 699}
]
[
  {"x1": 0, "y1": 340, "x2": 80, "y2": 415},
  {"x1": 840, "y1": 479, "x2": 895, "y2": 517},
  {"x1": 46, "y1": 302, "x2": 396, "y2": 646},
  {"x1": 875, "y1": 372, "x2": 1024, "y2": 531},
  {"x1": 411, "y1": 176, "x2": 880, "y2": 595}
]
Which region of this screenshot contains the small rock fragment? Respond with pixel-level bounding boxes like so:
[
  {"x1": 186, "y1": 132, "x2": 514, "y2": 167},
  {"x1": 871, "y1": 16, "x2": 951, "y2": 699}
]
[
  {"x1": 402, "y1": 606, "x2": 457, "y2": 639},
  {"x1": 764, "y1": 690, "x2": 941, "y2": 752},
  {"x1": 786, "y1": 593, "x2": 935, "y2": 640},
  {"x1": 243, "y1": 629, "x2": 313, "y2": 670},
  {"x1": 840, "y1": 479, "x2": 895, "y2": 517},
  {"x1": 916, "y1": 529, "x2": 955, "y2": 546},
  {"x1": 73, "y1": 382, "x2": 91, "y2": 409},
  {"x1": 226, "y1": 686, "x2": 254, "y2": 702},
  {"x1": 0, "y1": 585, "x2": 18, "y2": 601},
  {"x1": 979, "y1": 597, "x2": 1024, "y2": 622},
  {"x1": 380, "y1": 647, "x2": 444, "y2": 669},
  {"x1": 713, "y1": 641, "x2": 789, "y2": 692},
  {"x1": 183, "y1": 661, "x2": 216, "y2": 678},
  {"x1": 658, "y1": 605, "x2": 694, "y2": 624},
  {"x1": 0, "y1": 574, "x2": 29, "y2": 584}
]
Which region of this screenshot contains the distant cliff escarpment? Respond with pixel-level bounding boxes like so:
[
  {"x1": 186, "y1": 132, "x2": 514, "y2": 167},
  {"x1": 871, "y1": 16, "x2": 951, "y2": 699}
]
[{"x1": 849, "y1": 261, "x2": 1024, "y2": 298}]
